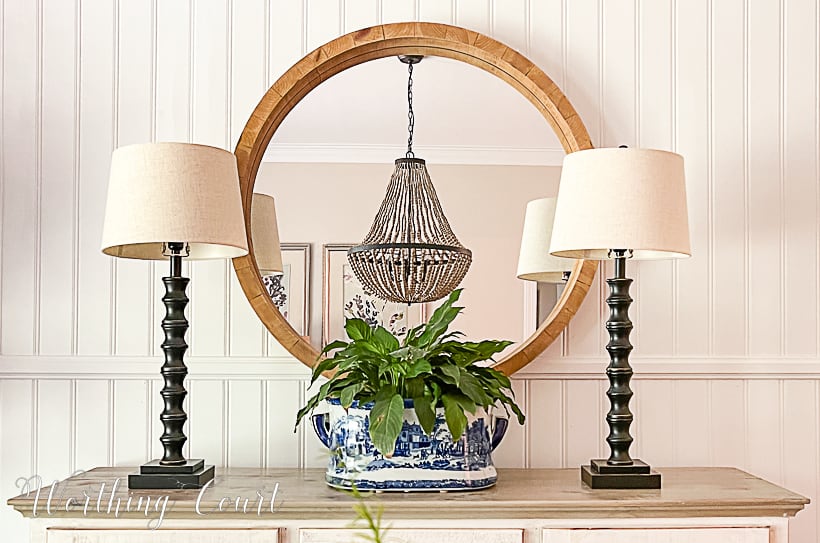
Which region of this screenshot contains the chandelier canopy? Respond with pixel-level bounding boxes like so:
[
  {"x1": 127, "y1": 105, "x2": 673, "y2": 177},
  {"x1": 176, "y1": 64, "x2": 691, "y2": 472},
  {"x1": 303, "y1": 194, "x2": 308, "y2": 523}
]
[{"x1": 347, "y1": 56, "x2": 472, "y2": 304}]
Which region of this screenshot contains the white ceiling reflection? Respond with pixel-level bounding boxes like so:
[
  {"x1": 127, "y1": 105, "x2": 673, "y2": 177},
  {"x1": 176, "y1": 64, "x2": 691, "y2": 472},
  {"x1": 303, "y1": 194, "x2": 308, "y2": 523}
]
[{"x1": 265, "y1": 56, "x2": 564, "y2": 166}]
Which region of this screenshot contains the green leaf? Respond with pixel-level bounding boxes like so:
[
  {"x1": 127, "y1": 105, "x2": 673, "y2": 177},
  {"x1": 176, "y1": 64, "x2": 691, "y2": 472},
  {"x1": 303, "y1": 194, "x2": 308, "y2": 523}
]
[
  {"x1": 404, "y1": 359, "x2": 432, "y2": 379},
  {"x1": 321, "y1": 339, "x2": 349, "y2": 355},
  {"x1": 369, "y1": 388, "x2": 404, "y2": 457},
  {"x1": 413, "y1": 394, "x2": 436, "y2": 436},
  {"x1": 345, "y1": 318, "x2": 372, "y2": 341},
  {"x1": 339, "y1": 383, "x2": 364, "y2": 409},
  {"x1": 439, "y1": 365, "x2": 461, "y2": 386},
  {"x1": 417, "y1": 290, "x2": 464, "y2": 346},
  {"x1": 404, "y1": 377, "x2": 425, "y2": 399},
  {"x1": 441, "y1": 393, "x2": 468, "y2": 442},
  {"x1": 458, "y1": 371, "x2": 492, "y2": 407},
  {"x1": 372, "y1": 326, "x2": 400, "y2": 354}
]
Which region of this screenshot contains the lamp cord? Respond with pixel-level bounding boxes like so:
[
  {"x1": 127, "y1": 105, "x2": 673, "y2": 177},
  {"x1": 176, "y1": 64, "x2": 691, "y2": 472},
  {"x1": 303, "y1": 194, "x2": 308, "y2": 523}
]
[{"x1": 406, "y1": 62, "x2": 415, "y2": 158}]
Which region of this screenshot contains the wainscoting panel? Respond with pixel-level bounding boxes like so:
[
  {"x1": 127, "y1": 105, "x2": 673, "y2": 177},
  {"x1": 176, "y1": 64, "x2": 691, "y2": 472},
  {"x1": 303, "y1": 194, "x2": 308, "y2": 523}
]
[
  {"x1": 2, "y1": 0, "x2": 819, "y2": 542},
  {"x1": 1, "y1": 369, "x2": 818, "y2": 541}
]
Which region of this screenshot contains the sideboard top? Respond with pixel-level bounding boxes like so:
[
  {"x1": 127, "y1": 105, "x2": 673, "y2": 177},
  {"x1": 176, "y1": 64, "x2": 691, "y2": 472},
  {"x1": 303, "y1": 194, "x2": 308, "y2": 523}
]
[{"x1": 7, "y1": 467, "x2": 808, "y2": 521}]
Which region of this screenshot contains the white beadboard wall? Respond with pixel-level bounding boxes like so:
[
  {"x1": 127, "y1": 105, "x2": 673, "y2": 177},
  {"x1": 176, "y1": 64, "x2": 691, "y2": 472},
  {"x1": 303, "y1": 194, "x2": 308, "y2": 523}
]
[{"x1": 1, "y1": 1, "x2": 819, "y2": 542}]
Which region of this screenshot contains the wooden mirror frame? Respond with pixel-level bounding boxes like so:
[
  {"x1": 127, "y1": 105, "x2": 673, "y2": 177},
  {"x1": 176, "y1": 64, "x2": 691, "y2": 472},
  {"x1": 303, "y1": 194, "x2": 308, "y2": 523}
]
[{"x1": 232, "y1": 22, "x2": 597, "y2": 376}]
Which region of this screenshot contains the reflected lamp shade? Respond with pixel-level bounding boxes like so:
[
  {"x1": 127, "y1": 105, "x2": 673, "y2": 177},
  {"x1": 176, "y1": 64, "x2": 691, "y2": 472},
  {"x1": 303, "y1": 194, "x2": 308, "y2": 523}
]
[
  {"x1": 100, "y1": 142, "x2": 248, "y2": 260},
  {"x1": 250, "y1": 193, "x2": 283, "y2": 275},
  {"x1": 550, "y1": 148, "x2": 691, "y2": 261},
  {"x1": 516, "y1": 197, "x2": 573, "y2": 283}
]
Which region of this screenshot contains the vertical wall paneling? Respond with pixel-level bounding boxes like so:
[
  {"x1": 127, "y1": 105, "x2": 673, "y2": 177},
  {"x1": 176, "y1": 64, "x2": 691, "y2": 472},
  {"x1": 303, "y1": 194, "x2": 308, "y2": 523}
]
[
  {"x1": 782, "y1": 381, "x2": 818, "y2": 543},
  {"x1": 418, "y1": 0, "x2": 453, "y2": 24},
  {"x1": 190, "y1": 0, "x2": 230, "y2": 357},
  {"x1": 600, "y1": 0, "x2": 636, "y2": 148},
  {"x1": 188, "y1": 379, "x2": 227, "y2": 466},
  {"x1": 35, "y1": 380, "x2": 73, "y2": 483},
  {"x1": 491, "y1": 0, "x2": 527, "y2": 54},
  {"x1": 563, "y1": 380, "x2": 604, "y2": 467},
  {"x1": 708, "y1": 380, "x2": 746, "y2": 466},
  {"x1": 528, "y1": 0, "x2": 564, "y2": 90},
  {"x1": 746, "y1": 0, "x2": 783, "y2": 356},
  {"x1": 265, "y1": 380, "x2": 302, "y2": 468},
  {"x1": 710, "y1": 0, "x2": 747, "y2": 356},
  {"x1": 227, "y1": 0, "x2": 268, "y2": 357},
  {"x1": 0, "y1": 381, "x2": 34, "y2": 543},
  {"x1": 74, "y1": 380, "x2": 111, "y2": 471},
  {"x1": 635, "y1": 0, "x2": 675, "y2": 357},
  {"x1": 745, "y1": 379, "x2": 783, "y2": 484},
  {"x1": 113, "y1": 0, "x2": 154, "y2": 356},
  {"x1": 38, "y1": 0, "x2": 78, "y2": 356},
  {"x1": 672, "y1": 380, "x2": 710, "y2": 465},
  {"x1": 229, "y1": 0, "x2": 266, "y2": 146},
  {"x1": 380, "y1": 0, "x2": 415, "y2": 24},
  {"x1": 673, "y1": 0, "x2": 710, "y2": 356},
  {"x1": 227, "y1": 380, "x2": 263, "y2": 467},
  {"x1": 0, "y1": 0, "x2": 38, "y2": 355},
  {"x1": 155, "y1": 0, "x2": 192, "y2": 142},
  {"x1": 455, "y1": 0, "x2": 490, "y2": 35},
  {"x1": 76, "y1": 0, "x2": 115, "y2": 356},
  {"x1": 305, "y1": 0, "x2": 342, "y2": 53},
  {"x1": 632, "y1": 380, "x2": 676, "y2": 466},
  {"x1": 492, "y1": 379, "x2": 526, "y2": 468},
  {"x1": 783, "y1": 0, "x2": 819, "y2": 356},
  {"x1": 112, "y1": 380, "x2": 150, "y2": 466},
  {"x1": 268, "y1": 0, "x2": 305, "y2": 85},
  {"x1": 527, "y1": 380, "x2": 564, "y2": 468},
  {"x1": 563, "y1": 0, "x2": 603, "y2": 358},
  {"x1": 344, "y1": 0, "x2": 379, "y2": 33}
]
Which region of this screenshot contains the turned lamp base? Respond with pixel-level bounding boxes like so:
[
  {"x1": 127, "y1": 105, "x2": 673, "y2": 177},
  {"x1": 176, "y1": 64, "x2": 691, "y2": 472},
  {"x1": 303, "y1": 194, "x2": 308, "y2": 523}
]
[
  {"x1": 128, "y1": 459, "x2": 214, "y2": 489},
  {"x1": 581, "y1": 459, "x2": 661, "y2": 489}
]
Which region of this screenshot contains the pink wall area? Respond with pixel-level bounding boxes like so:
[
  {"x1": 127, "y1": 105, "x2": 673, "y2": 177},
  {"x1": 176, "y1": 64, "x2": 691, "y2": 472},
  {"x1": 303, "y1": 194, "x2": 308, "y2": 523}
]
[{"x1": 255, "y1": 162, "x2": 563, "y2": 350}]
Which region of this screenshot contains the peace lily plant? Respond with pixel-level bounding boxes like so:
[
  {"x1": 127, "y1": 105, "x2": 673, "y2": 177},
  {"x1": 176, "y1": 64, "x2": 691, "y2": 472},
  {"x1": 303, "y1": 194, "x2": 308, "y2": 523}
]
[{"x1": 295, "y1": 289, "x2": 525, "y2": 456}]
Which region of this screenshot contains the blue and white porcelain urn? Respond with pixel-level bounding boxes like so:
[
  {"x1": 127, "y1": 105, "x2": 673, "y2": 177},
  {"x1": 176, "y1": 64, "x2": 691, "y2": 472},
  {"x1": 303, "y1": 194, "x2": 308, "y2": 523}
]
[{"x1": 312, "y1": 398, "x2": 508, "y2": 491}]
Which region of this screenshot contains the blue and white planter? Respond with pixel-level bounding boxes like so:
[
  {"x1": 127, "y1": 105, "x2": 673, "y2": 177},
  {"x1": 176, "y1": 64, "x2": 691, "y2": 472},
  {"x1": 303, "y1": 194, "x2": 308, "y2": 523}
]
[{"x1": 311, "y1": 398, "x2": 508, "y2": 491}]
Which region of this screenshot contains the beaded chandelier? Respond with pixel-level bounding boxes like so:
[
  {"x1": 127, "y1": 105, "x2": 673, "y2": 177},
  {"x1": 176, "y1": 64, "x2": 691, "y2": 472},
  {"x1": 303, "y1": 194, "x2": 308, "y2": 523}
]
[{"x1": 347, "y1": 56, "x2": 472, "y2": 304}]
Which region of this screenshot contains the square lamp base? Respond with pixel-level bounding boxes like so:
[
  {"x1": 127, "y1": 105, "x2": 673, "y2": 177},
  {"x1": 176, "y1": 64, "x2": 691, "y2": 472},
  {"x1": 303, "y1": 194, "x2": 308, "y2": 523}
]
[
  {"x1": 128, "y1": 459, "x2": 214, "y2": 489},
  {"x1": 581, "y1": 459, "x2": 661, "y2": 489}
]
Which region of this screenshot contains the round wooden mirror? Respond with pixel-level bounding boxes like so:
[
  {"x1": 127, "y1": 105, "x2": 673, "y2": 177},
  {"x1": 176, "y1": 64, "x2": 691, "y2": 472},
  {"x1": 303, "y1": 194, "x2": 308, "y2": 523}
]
[{"x1": 233, "y1": 22, "x2": 597, "y2": 376}]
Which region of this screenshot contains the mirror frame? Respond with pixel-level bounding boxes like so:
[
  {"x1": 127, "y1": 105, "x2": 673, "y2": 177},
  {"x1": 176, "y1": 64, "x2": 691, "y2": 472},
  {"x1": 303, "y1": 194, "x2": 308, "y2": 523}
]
[{"x1": 232, "y1": 22, "x2": 598, "y2": 376}]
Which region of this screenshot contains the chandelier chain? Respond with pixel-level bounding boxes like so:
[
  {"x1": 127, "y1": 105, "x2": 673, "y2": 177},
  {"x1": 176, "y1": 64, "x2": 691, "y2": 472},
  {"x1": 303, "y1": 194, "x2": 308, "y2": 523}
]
[{"x1": 406, "y1": 62, "x2": 415, "y2": 158}]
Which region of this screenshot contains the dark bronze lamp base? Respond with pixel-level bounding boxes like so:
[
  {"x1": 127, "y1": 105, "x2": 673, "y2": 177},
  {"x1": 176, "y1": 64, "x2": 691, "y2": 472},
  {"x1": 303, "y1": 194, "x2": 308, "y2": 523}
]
[
  {"x1": 128, "y1": 459, "x2": 214, "y2": 489},
  {"x1": 581, "y1": 459, "x2": 661, "y2": 489}
]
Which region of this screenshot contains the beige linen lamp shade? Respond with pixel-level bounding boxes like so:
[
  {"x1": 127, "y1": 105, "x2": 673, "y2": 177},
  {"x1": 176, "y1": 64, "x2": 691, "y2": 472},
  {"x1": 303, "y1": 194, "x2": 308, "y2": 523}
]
[
  {"x1": 550, "y1": 148, "x2": 691, "y2": 260},
  {"x1": 516, "y1": 198, "x2": 573, "y2": 283},
  {"x1": 251, "y1": 193, "x2": 283, "y2": 275},
  {"x1": 100, "y1": 142, "x2": 248, "y2": 260}
]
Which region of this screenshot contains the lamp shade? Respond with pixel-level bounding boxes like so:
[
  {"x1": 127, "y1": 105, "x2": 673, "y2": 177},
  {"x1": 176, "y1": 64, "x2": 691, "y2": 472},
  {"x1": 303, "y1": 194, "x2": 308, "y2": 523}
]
[
  {"x1": 251, "y1": 193, "x2": 283, "y2": 275},
  {"x1": 516, "y1": 198, "x2": 573, "y2": 283},
  {"x1": 550, "y1": 148, "x2": 690, "y2": 260},
  {"x1": 101, "y1": 142, "x2": 248, "y2": 260}
]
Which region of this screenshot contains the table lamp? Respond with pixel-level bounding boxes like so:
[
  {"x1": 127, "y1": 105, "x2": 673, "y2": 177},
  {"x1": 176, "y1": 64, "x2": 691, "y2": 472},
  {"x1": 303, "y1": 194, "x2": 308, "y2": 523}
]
[
  {"x1": 101, "y1": 142, "x2": 248, "y2": 489},
  {"x1": 550, "y1": 147, "x2": 690, "y2": 489},
  {"x1": 517, "y1": 197, "x2": 574, "y2": 283},
  {"x1": 251, "y1": 193, "x2": 283, "y2": 276}
]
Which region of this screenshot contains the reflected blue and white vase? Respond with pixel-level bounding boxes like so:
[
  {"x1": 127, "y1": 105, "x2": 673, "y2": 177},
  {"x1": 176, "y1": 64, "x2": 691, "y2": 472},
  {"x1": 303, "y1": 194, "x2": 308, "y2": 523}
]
[{"x1": 311, "y1": 398, "x2": 508, "y2": 491}]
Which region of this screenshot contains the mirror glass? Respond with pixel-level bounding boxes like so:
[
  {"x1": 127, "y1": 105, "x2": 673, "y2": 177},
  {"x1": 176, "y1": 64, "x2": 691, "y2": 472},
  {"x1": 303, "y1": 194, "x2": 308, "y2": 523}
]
[{"x1": 250, "y1": 56, "x2": 571, "y2": 354}]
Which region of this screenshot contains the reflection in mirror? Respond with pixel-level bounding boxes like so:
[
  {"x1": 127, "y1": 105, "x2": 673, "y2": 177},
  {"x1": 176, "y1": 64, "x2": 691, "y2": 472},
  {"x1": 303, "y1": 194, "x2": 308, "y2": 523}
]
[
  {"x1": 250, "y1": 193, "x2": 283, "y2": 276},
  {"x1": 516, "y1": 197, "x2": 574, "y2": 328},
  {"x1": 251, "y1": 56, "x2": 573, "y2": 353}
]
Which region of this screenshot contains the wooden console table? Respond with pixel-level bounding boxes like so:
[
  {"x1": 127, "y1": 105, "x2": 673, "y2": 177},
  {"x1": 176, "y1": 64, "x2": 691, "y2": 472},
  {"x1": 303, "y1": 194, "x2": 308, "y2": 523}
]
[{"x1": 8, "y1": 467, "x2": 808, "y2": 543}]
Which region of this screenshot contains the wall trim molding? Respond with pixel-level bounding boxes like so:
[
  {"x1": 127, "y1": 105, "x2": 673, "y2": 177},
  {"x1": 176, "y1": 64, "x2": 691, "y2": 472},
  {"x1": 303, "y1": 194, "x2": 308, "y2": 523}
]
[
  {"x1": 3, "y1": 355, "x2": 820, "y2": 380},
  {"x1": 0, "y1": 356, "x2": 311, "y2": 380},
  {"x1": 262, "y1": 143, "x2": 566, "y2": 166}
]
